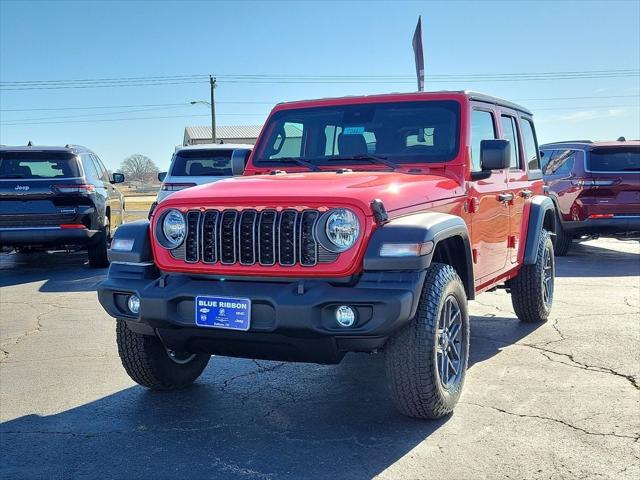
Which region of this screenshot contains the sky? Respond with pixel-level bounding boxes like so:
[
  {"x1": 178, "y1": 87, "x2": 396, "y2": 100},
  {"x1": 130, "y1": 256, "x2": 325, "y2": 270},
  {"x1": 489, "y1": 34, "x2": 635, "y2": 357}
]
[{"x1": 1, "y1": 0, "x2": 639, "y2": 171}]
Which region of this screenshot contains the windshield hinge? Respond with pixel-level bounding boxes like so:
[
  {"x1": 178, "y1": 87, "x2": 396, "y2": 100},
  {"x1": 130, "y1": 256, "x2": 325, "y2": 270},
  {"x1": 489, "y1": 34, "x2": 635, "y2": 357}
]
[{"x1": 370, "y1": 199, "x2": 389, "y2": 225}]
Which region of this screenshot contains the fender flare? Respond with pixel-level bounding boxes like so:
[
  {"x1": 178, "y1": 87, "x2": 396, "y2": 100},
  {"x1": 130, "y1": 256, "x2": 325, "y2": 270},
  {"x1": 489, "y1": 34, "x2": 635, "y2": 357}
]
[
  {"x1": 364, "y1": 212, "x2": 475, "y2": 299},
  {"x1": 524, "y1": 196, "x2": 556, "y2": 265},
  {"x1": 107, "y1": 219, "x2": 153, "y2": 264}
]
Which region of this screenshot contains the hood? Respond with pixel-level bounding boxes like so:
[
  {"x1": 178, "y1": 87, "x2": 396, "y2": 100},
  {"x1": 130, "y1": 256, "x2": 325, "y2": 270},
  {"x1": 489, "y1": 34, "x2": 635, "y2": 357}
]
[{"x1": 160, "y1": 170, "x2": 463, "y2": 215}]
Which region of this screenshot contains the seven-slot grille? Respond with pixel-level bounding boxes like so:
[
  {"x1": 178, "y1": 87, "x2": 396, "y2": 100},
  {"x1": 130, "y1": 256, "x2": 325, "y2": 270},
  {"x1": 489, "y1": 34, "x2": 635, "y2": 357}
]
[{"x1": 177, "y1": 209, "x2": 324, "y2": 266}]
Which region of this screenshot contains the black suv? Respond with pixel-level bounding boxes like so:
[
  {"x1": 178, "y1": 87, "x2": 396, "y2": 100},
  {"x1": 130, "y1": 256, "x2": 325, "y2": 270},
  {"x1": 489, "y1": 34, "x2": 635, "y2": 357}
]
[{"x1": 0, "y1": 144, "x2": 125, "y2": 267}]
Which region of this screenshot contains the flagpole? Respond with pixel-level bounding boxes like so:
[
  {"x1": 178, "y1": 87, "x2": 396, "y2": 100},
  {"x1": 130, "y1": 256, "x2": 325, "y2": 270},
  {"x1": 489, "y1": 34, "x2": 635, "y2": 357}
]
[{"x1": 412, "y1": 16, "x2": 425, "y2": 92}]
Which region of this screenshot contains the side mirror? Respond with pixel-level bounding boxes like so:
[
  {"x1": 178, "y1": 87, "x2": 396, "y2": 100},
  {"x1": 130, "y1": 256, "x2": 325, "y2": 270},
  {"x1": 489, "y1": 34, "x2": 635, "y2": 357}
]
[
  {"x1": 158, "y1": 171, "x2": 167, "y2": 182},
  {"x1": 111, "y1": 172, "x2": 125, "y2": 184},
  {"x1": 230, "y1": 150, "x2": 246, "y2": 176},
  {"x1": 480, "y1": 139, "x2": 511, "y2": 171}
]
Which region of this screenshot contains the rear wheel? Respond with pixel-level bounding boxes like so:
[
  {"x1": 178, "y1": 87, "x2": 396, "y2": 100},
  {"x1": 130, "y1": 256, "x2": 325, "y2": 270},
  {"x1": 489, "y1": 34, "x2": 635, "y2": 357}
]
[
  {"x1": 116, "y1": 319, "x2": 210, "y2": 390},
  {"x1": 88, "y1": 216, "x2": 110, "y2": 268},
  {"x1": 553, "y1": 219, "x2": 572, "y2": 256},
  {"x1": 385, "y1": 263, "x2": 469, "y2": 419},
  {"x1": 509, "y1": 229, "x2": 554, "y2": 323}
]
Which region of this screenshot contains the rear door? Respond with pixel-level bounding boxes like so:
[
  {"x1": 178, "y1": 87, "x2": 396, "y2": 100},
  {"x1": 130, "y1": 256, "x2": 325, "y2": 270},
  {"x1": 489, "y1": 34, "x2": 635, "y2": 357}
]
[
  {"x1": 468, "y1": 106, "x2": 510, "y2": 282},
  {"x1": 586, "y1": 146, "x2": 640, "y2": 217},
  {"x1": 93, "y1": 154, "x2": 123, "y2": 227}
]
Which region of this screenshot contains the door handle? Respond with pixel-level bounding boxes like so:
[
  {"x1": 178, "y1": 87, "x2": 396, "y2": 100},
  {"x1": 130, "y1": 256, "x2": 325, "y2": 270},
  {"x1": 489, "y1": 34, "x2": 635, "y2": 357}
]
[
  {"x1": 498, "y1": 193, "x2": 514, "y2": 203},
  {"x1": 520, "y1": 189, "x2": 532, "y2": 199}
]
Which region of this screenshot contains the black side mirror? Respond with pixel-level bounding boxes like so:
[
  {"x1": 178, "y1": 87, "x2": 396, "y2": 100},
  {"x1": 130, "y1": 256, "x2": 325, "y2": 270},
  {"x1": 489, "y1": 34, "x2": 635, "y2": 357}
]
[
  {"x1": 480, "y1": 139, "x2": 511, "y2": 171},
  {"x1": 230, "y1": 150, "x2": 246, "y2": 176},
  {"x1": 111, "y1": 172, "x2": 125, "y2": 184},
  {"x1": 158, "y1": 172, "x2": 167, "y2": 182}
]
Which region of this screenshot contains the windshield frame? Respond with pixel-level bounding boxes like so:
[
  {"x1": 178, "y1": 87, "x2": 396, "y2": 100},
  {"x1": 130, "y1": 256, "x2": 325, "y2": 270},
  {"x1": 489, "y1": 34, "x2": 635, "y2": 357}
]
[{"x1": 252, "y1": 99, "x2": 462, "y2": 169}]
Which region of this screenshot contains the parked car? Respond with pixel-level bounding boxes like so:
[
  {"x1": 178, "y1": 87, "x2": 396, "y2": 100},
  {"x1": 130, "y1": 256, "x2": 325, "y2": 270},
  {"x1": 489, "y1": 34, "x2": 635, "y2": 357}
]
[
  {"x1": 98, "y1": 91, "x2": 556, "y2": 419},
  {"x1": 0, "y1": 144, "x2": 125, "y2": 267},
  {"x1": 148, "y1": 144, "x2": 253, "y2": 216},
  {"x1": 540, "y1": 139, "x2": 640, "y2": 255}
]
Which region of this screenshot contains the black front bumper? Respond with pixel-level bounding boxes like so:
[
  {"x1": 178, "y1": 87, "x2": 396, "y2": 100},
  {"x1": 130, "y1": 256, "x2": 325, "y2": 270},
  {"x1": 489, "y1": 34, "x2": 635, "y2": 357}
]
[
  {"x1": 0, "y1": 227, "x2": 100, "y2": 247},
  {"x1": 562, "y1": 216, "x2": 640, "y2": 236},
  {"x1": 98, "y1": 263, "x2": 425, "y2": 364}
]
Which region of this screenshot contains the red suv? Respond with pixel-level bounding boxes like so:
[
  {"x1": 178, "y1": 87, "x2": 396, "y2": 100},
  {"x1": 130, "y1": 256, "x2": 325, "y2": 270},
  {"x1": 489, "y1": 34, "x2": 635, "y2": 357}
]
[
  {"x1": 540, "y1": 140, "x2": 640, "y2": 255},
  {"x1": 98, "y1": 91, "x2": 556, "y2": 419}
]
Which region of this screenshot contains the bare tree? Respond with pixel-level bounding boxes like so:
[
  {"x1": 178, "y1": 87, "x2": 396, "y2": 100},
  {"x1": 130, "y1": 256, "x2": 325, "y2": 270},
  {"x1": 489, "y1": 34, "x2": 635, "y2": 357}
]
[{"x1": 119, "y1": 154, "x2": 159, "y2": 185}]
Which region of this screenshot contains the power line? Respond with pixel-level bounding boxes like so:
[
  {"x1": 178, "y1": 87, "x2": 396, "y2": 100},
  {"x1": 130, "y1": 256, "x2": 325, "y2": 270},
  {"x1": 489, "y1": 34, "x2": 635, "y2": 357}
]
[{"x1": 2, "y1": 94, "x2": 638, "y2": 114}]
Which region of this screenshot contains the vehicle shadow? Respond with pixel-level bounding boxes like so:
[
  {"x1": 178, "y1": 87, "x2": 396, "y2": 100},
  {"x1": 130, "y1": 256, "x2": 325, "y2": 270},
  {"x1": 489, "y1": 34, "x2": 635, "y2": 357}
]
[
  {"x1": 555, "y1": 240, "x2": 640, "y2": 278},
  {"x1": 0, "y1": 314, "x2": 538, "y2": 480},
  {"x1": 0, "y1": 251, "x2": 106, "y2": 291}
]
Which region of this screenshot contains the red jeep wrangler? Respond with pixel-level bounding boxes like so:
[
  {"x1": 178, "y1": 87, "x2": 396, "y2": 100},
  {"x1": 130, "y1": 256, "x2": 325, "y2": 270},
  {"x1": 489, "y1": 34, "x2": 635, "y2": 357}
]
[{"x1": 98, "y1": 91, "x2": 556, "y2": 419}]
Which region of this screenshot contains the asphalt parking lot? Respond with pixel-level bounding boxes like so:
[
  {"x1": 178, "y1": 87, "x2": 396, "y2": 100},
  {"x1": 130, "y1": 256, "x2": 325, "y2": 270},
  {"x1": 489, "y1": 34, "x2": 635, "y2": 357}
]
[{"x1": 0, "y1": 238, "x2": 638, "y2": 480}]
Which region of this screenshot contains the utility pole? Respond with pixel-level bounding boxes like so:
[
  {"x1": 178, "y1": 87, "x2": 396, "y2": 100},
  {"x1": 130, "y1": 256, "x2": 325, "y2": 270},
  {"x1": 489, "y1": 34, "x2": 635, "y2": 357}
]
[{"x1": 209, "y1": 75, "x2": 217, "y2": 143}]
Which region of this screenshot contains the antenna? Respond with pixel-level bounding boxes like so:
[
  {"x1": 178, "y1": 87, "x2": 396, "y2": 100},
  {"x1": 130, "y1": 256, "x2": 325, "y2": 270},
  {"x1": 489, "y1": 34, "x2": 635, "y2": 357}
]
[
  {"x1": 617, "y1": 136, "x2": 626, "y2": 142},
  {"x1": 27, "y1": 141, "x2": 33, "y2": 147}
]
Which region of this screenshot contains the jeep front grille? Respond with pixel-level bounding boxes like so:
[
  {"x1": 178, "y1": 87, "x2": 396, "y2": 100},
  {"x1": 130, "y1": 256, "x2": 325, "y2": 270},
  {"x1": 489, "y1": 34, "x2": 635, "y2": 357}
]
[{"x1": 171, "y1": 208, "x2": 337, "y2": 267}]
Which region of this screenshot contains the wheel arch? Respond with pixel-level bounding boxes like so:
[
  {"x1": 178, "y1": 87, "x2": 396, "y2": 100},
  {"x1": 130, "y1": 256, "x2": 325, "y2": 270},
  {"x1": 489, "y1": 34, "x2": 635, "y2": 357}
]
[
  {"x1": 364, "y1": 212, "x2": 475, "y2": 299},
  {"x1": 524, "y1": 196, "x2": 556, "y2": 265}
]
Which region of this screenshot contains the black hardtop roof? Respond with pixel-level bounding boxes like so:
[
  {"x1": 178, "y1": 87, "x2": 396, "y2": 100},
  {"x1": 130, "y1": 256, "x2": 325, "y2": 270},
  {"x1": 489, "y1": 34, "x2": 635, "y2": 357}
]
[{"x1": 0, "y1": 144, "x2": 95, "y2": 155}]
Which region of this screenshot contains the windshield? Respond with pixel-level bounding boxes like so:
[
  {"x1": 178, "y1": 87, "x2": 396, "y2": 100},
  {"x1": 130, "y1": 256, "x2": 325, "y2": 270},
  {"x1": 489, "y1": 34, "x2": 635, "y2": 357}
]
[
  {"x1": 170, "y1": 149, "x2": 249, "y2": 176},
  {"x1": 588, "y1": 147, "x2": 640, "y2": 172},
  {"x1": 0, "y1": 151, "x2": 81, "y2": 179},
  {"x1": 254, "y1": 100, "x2": 460, "y2": 167}
]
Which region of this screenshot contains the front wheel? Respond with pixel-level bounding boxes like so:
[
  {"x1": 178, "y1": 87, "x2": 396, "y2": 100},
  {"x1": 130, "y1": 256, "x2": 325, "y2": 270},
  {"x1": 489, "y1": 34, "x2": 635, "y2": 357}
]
[
  {"x1": 509, "y1": 229, "x2": 554, "y2": 323},
  {"x1": 116, "y1": 320, "x2": 211, "y2": 390},
  {"x1": 385, "y1": 263, "x2": 470, "y2": 419}
]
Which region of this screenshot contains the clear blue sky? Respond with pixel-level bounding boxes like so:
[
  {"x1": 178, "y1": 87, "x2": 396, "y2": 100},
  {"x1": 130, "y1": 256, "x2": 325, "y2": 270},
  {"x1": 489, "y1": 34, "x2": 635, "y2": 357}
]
[{"x1": 1, "y1": 0, "x2": 639, "y2": 171}]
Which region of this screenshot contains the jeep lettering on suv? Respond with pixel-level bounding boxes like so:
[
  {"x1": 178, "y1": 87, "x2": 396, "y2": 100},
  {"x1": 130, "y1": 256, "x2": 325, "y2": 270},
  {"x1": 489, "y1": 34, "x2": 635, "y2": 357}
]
[{"x1": 98, "y1": 91, "x2": 556, "y2": 419}]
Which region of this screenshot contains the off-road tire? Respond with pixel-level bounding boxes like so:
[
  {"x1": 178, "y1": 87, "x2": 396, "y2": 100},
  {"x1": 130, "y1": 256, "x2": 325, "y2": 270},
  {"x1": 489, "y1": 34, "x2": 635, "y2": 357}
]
[
  {"x1": 385, "y1": 263, "x2": 470, "y2": 419},
  {"x1": 553, "y1": 220, "x2": 572, "y2": 256},
  {"x1": 509, "y1": 229, "x2": 554, "y2": 323},
  {"x1": 116, "y1": 319, "x2": 210, "y2": 390}
]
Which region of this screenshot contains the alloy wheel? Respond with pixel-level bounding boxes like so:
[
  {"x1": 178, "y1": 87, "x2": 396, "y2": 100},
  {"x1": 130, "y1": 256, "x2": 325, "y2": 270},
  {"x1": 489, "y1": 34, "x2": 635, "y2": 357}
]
[{"x1": 435, "y1": 295, "x2": 465, "y2": 390}]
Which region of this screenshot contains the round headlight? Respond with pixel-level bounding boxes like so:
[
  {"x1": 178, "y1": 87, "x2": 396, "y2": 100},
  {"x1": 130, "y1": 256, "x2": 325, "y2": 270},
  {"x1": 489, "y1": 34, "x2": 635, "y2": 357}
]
[
  {"x1": 161, "y1": 209, "x2": 186, "y2": 248},
  {"x1": 324, "y1": 208, "x2": 360, "y2": 252}
]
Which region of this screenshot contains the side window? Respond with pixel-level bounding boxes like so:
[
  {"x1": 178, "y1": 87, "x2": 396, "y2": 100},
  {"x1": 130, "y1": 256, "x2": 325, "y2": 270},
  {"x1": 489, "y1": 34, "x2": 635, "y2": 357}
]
[
  {"x1": 520, "y1": 118, "x2": 541, "y2": 171},
  {"x1": 91, "y1": 155, "x2": 109, "y2": 181},
  {"x1": 269, "y1": 122, "x2": 304, "y2": 159},
  {"x1": 540, "y1": 149, "x2": 554, "y2": 174},
  {"x1": 470, "y1": 110, "x2": 497, "y2": 171},
  {"x1": 81, "y1": 154, "x2": 100, "y2": 180},
  {"x1": 546, "y1": 149, "x2": 576, "y2": 176},
  {"x1": 500, "y1": 115, "x2": 521, "y2": 169}
]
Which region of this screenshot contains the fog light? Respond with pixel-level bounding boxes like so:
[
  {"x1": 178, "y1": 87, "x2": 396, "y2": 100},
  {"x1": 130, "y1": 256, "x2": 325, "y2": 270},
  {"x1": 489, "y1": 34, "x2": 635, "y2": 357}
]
[
  {"x1": 335, "y1": 305, "x2": 356, "y2": 327},
  {"x1": 127, "y1": 294, "x2": 140, "y2": 315}
]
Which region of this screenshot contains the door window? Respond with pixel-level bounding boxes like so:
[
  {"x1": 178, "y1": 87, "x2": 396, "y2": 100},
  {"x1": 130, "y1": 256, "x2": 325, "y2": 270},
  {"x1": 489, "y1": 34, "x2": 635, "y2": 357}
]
[
  {"x1": 520, "y1": 118, "x2": 541, "y2": 171},
  {"x1": 500, "y1": 115, "x2": 521, "y2": 169},
  {"x1": 471, "y1": 110, "x2": 497, "y2": 171}
]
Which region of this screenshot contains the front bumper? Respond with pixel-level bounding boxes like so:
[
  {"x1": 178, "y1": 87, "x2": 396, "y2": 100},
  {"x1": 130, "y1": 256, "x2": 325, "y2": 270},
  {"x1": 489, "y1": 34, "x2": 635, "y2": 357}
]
[
  {"x1": 0, "y1": 226, "x2": 100, "y2": 247},
  {"x1": 562, "y1": 215, "x2": 640, "y2": 236},
  {"x1": 98, "y1": 262, "x2": 424, "y2": 364}
]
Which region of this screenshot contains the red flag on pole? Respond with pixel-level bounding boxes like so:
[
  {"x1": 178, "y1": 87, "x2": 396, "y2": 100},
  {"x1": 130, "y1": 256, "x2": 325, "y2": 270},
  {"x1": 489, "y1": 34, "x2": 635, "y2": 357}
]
[{"x1": 412, "y1": 16, "x2": 424, "y2": 91}]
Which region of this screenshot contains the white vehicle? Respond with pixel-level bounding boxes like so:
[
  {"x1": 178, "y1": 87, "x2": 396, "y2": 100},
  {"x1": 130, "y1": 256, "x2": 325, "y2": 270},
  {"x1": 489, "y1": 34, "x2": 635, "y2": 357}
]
[{"x1": 151, "y1": 144, "x2": 252, "y2": 213}]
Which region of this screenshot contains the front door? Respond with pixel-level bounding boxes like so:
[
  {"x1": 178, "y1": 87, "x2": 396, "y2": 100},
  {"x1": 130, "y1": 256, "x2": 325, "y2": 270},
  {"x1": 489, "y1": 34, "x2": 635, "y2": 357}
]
[{"x1": 468, "y1": 107, "x2": 510, "y2": 282}]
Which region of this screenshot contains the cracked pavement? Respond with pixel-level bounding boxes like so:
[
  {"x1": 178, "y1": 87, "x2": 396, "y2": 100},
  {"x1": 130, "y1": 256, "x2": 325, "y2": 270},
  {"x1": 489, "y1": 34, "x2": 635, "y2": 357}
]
[{"x1": 1, "y1": 238, "x2": 639, "y2": 479}]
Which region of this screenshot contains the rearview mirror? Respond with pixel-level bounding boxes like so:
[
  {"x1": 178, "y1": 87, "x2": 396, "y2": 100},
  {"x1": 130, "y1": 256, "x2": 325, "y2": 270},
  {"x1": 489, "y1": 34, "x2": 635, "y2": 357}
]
[
  {"x1": 230, "y1": 150, "x2": 246, "y2": 176},
  {"x1": 111, "y1": 172, "x2": 125, "y2": 184},
  {"x1": 480, "y1": 139, "x2": 511, "y2": 171},
  {"x1": 158, "y1": 171, "x2": 167, "y2": 182}
]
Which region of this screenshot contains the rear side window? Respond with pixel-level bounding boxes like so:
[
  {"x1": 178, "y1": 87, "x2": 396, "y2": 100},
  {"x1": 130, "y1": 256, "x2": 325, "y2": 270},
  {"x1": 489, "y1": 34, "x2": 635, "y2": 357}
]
[
  {"x1": 470, "y1": 110, "x2": 497, "y2": 171},
  {"x1": 545, "y1": 150, "x2": 576, "y2": 176},
  {"x1": 500, "y1": 115, "x2": 521, "y2": 169},
  {"x1": 588, "y1": 148, "x2": 640, "y2": 172},
  {"x1": 81, "y1": 154, "x2": 101, "y2": 181},
  {"x1": 520, "y1": 118, "x2": 541, "y2": 171},
  {"x1": 0, "y1": 151, "x2": 80, "y2": 179},
  {"x1": 171, "y1": 149, "x2": 237, "y2": 176}
]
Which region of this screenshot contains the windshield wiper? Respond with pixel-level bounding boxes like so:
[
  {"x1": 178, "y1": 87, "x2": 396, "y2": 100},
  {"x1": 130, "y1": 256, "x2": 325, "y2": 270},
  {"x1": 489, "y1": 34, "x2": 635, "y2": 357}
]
[
  {"x1": 270, "y1": 157, "x2": 320, "y2": 172},
  {"x1": 0, "y1": 174, "x2": 25, "y2": 179},
  {"x1": 326, "y1": 154, "x2": 399, "y2": 170},
  {"x1": 620, "y1": 167, "x2": 640, "y2": 171}
]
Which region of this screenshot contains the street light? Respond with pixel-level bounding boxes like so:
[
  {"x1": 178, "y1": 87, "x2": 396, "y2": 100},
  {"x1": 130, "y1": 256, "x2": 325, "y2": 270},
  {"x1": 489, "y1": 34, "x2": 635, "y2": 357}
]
[{"x1": 190, "y1": 75, "x2": 217, "y2": 143}]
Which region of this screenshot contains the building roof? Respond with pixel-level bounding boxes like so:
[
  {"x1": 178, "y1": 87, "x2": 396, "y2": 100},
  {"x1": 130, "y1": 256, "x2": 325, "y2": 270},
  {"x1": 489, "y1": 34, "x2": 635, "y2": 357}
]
[{"x1": 184, "y1": 125, "x2": 263, "y2": 140}]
